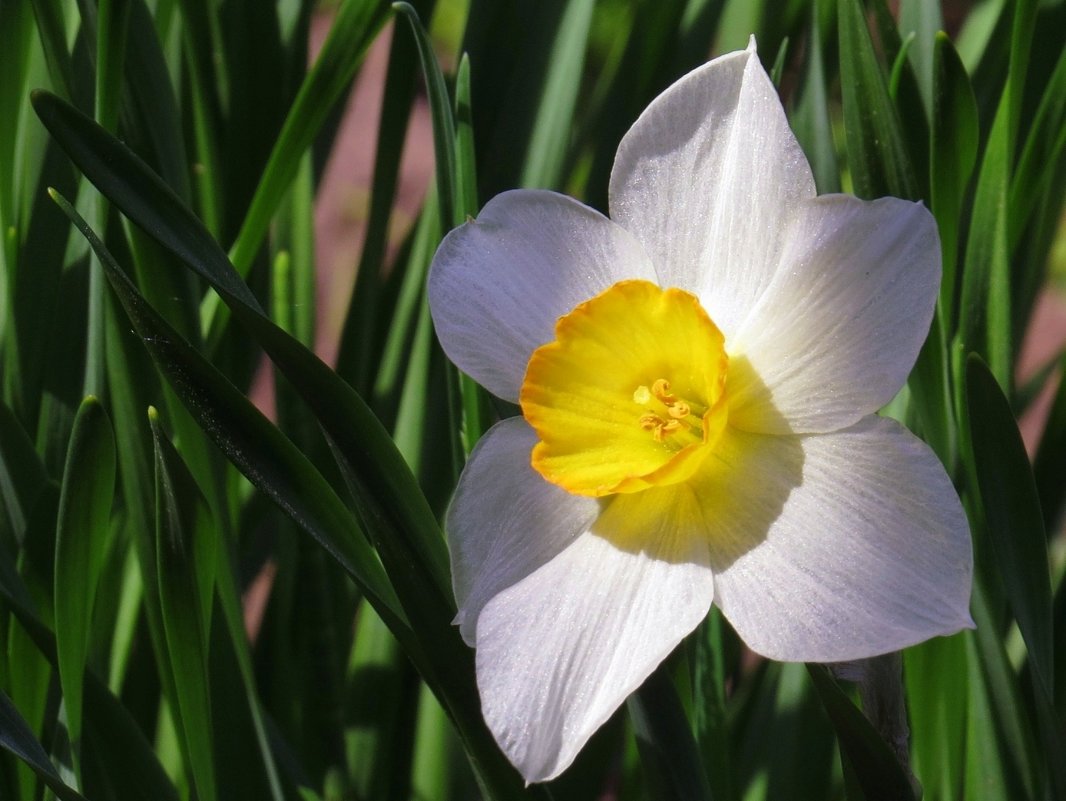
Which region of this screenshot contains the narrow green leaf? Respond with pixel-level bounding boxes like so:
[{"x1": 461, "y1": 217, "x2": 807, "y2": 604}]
[
  {"x1": 410, "y1": 682, "x2": 456, "y2": 800},
  {"x1": 151, "y1": 409, "x2": 217, "y2": 801},
  {"x1": 0, "y1": 555, "x2": 180, "y2": 801},
  {"x1": 180, "y1": 0, "x2": 225, "y2": 237},
  {"x1": 837, "y1": 0, "x2": 919, "y2": 200},
  {"x1": 123, "y1": 0, "x2": 193, "y2": 201},
  {"x1": 31, "y1": 92, "x2": 450, "y2": 605},
  {"x1": 965, "y1": 355, "x2": 1053, "y2": 699},
  {"x1": 899, "y1": 0, "x2": 942, "y2": 112},
  {"x1": 515, "y1": 0, "x2": 594, "y2": 189},
  {"x1": 904, "y1": 635, "x2": 969, "y2": 798},
  {"x1": 867, "y1": 0, "x2": 929, "y2": 196},
  {"x1": 957, "y1": 103, "x2": 1012, "y2": 388},
  {"x1": 452, "y1": 52, "x2": 494, "y2": 455},
  {"x1": 225, "y1": 0, "x2": 390, "y2": 277},
  {"x1": 731, "y1": 660, "x2": 835, "y2": 801},
  {"x1": 48, "y1": 187, "x2": 407, "y2": 631},
  {"x1": 335, "y1": 5, "x2": 428, "y2": 390},
  {"x1": 0, "y1": 398, "x2": 49, "y2": 547},
  {"x1": 344, "y1": 600, "x2": 416, "y2": 800},
  {"x1": 53, "y1": 395, "x2": 115, "y2": 758},
  {"x1": 0, "y1": 690, "x2": 88, "y2": 801},
  {"x1": 770, "y1": 36, "x2": 789, "y2": 86},
  {"x1": 930, "y1": 32, "x2": 979, "y2": 336},
  {"x1": 82, "y1": 0, "x2": 133, "y2": 400},
  {"x1": 806, "y1": 664, "x2": 917, "y2": 801},
  {"x1": 394, "y1": 1, "x2": 459, "y2": 230},
  {"x1": 954, "y1": 0, "x2": 1008, "y2": 75},
  {"x1": 627, "y1": 663, "x2": 712, "y2": 801},
  {"x1": 790, "y1": 0, "x2": 840, "y2": 194},
  {"x1": 391, "y1": 285, "x2": 438, "y2": 471},
  {"x1": 716, "y1": 0, "x2": 764, "y2": 52},
  {"x1": 271, "y1": 153, "x2": 316, "y2": 348},
  {"x1": 3, "y1": 619, "x2": 52, "y2": 801},
  {"x1": 30, "y1": 90, "x2": 263, "y2": 313},
  {"x1": 1009, "y1": 44, "x2": 1066, "y2": 325},
  {"x1": 28, "y1": 0, "x2": 75, "y2": 101},
  {"x1": 688, "y1": 609, "x2": 735, "y2": 801},
  {"x1": 454, "y1": 52, "x2": 478, "y2": 220},
  {"x1": 463, "y1": 0, "x2": 596, "y2": 198},
  {"x1": 95, "y1": 0, "x2": 130, "y2": 131},
  {"x1": 907, "y1": 308, "x2": 955, "y2": 471},
  {"x1": 962, "y1": 631, "x2": 1011, "y2": 800},
  {"x1": 968, "y1": 582, "x2": 1041, "y2": 799},
  {"x1": 0, "y1": 0, "x2": 34, "y2": 235},
  {"x1": 957, "y1": 0, "x2": 1038, "y2": 387},
  {"x1": 38, "y1": 93, "x2": 542, "y2": 801},
  {"x1": 1033, "y1": 353, "x2": 1066, "y2": 528}
]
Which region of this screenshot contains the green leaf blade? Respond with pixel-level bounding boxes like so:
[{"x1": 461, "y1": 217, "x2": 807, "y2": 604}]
[
  {"x1": 806, "y1": 664, "x2": 917, "y2": 801},
  {"x1": 838, "y1": 0, "x2": 919, "y2": 200},
  {"x1": 53, "y1": 395, "x2": 116, "y2": 759},
  {"x1": 965, "y1": 355, "x2": 1053, "y2": 699},
  {"x1": 0, "y1": 690, "x2": 89, "y2": 801},
  {"x1": 151, "y1": 410, "x2": 218, "y2": 801},
  {"x1": 930, "y1": 32, "x2": 979, "y2": 336}
]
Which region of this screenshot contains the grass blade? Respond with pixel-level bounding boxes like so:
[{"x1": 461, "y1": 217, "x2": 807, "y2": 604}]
[
  {"x1": 807, "y1": 664, "x2": 917, "y2": 801},
  {"x1": 53, "y1": 395, "x2": 115, "y2": 770},
  {"x1": 930, "y1": 32, "x2": 979, "y2": 336},
  {"x1": 225, "y1": 0, "x2": 390, "y2": 277},
  {"x1": 837, "y1": 0, "x2": 919, "y2": 200},
  {"x1": 627, "y1": 663, "x2": 711, "y2": 801},
  {"x1": 965, "y1": 355, "x2": 1053, "y2": 699},
  {"x1": 394, "y1": 1, "x2": 459, "y2": 230},
  {"x1": 0, "y1": 690, "x2": 88, "y2": 801},
  {"x1": 49, "y1": 186, "x2": 408, "y2": 632},
  {"x1": 151, "y1": 409, "x2": 218, "y2": 801},
  {"x1": 0, "y1": 398, "x2": 49, "y2": 548}
]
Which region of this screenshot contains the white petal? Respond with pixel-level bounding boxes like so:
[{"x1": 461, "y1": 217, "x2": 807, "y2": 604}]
[
  {"x1": 727, "y1": 195, "x2": 941, "y2": 434},
  {"x1": 701, "y1": 416, "x2": 972, "y2": 662},
  {"x1": 428, "y1": 190, "x2": 656, "y2": 402},
  {"x1": 609, "y1": 39, "x2": 816, "y2": 338},
  {"x1": 446, "y1": 417, "x2": 600, "y2": 645},
  {"x1": 475, "y1": 521, "x2": 713, "y2": 782}
]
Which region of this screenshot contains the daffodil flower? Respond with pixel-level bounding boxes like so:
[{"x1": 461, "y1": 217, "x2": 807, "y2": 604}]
[{"x1": 428, "y1": 38, "x2": 973, "y2": 783}]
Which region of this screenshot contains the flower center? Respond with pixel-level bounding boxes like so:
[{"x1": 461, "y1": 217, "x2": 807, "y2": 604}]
[
  {"x1": 519, "y1": 279, "x2": 729, "y2": 497},
  {"x1": 634, "y1": 378, "x2": 706, "y2": 443}
]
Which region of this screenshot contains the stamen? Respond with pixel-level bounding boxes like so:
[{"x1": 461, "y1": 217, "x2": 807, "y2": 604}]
[
  {"x1": 640, "y1": 413, "x2": 665, "y2": 430},
  {"x1": 639, "y1": 412, "x2": 684, "y2": 442},
  {"x1": 651, "y1": 379, "x2": 676, "y2": 404},
  {"x1": 667, "y1": 401, "x2": 690, "y2": 419}
]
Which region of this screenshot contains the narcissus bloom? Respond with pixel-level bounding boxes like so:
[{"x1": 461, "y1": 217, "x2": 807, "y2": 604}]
[{"x1": 428, "y1": 39, "x2": 972, "y2": 783}]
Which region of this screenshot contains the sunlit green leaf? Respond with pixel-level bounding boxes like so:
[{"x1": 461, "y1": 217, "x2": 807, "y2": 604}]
[
  {"x1": 48, "y1": 186, "x2": 406, "y2": 632},
  {"x1": 837, "y1": 0, "x2": 919, "y2": 200}
]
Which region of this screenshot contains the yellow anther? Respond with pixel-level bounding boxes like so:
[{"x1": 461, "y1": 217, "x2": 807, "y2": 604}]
[
  {"x1": 640, "y1": 413, "x2": 665, "y2": 430},
  {"x1": 639, "y1": 412, "x2": 684, "y2": 442},
  {"x1": 667, "y1": 401, "x2": 690, "y2": 419},
  {"x1": 651, "y1": 379, "x2": 676, "y2": 404}
]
